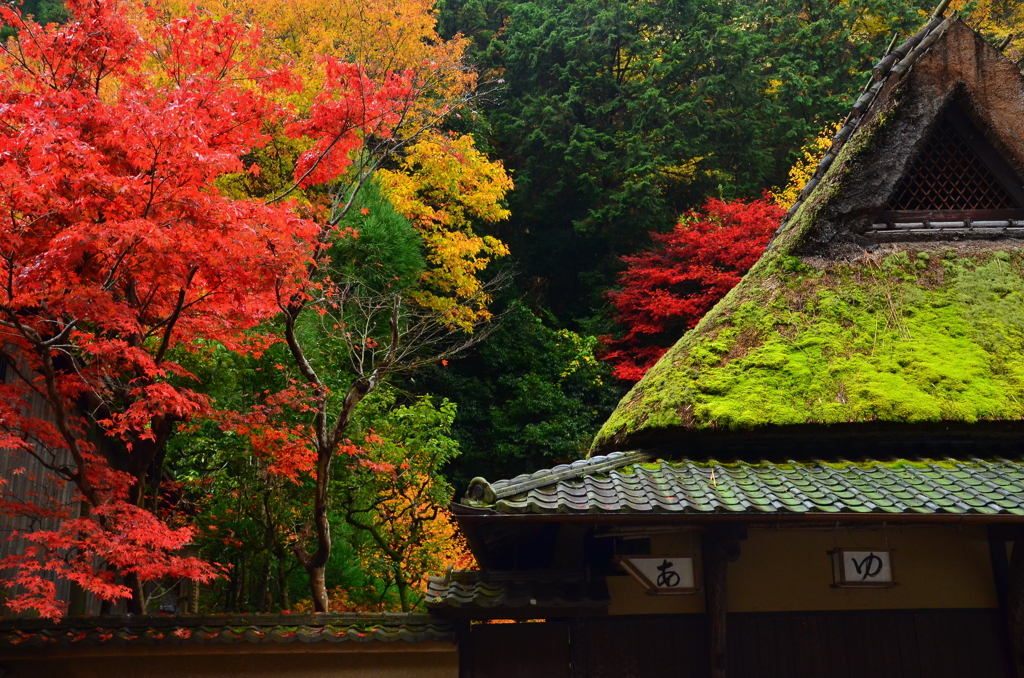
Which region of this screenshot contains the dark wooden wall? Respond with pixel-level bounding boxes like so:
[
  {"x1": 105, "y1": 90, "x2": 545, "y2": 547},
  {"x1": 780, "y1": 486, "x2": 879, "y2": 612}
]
[
  {"x1": 580, "y1": 615, "x2": 710, "y2": 678},
  {"x1": 728, "y1": 609, "x2": 1006, "y2": 678},
  {"x1": 467, "y1": 621, "x2": 571, "y2": 678},
  {"x1": 465, "y1": 609, "x2": 1006, "y2": 678}
]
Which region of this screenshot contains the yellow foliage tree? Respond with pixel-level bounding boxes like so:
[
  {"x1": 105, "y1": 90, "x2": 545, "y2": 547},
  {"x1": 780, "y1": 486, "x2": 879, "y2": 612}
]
[
  {"x1": 951, "y1": 0, "x2": 1024, "y2": 59},
  {"x1": 292, "y1": 505, "x2": 474, "y2": 614},
  {"x1": 378, "y1": 130, "x2": 513, "y2": 329},
  {"x1": 773, "y1": 121, "x2": 843, "y2": 210},
  {"x1": 148, "y1": 0, "x2": 472, "y2": 105}
]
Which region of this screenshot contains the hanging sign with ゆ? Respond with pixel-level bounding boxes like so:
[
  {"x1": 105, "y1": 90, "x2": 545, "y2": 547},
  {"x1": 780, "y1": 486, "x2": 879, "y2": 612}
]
[
  {"x1": 618, "y1": 557, "x2": 696, "y2": 594},
  {"x1": 830, "y1": 549, "x2": 895, "y2": 587}
]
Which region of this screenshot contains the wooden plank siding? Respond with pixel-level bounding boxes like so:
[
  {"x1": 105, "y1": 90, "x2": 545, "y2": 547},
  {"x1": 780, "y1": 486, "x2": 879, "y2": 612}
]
[
  {"x1": 465, "y1": 609, "x2": 1006, "y2": 678},
  {"x1": 0, "y1": 357, "x2": 98, "y2": 615},
  {"x1": 583, "y1": 615, "x2": 710, "y2": 678},
  {"x1": 728, "y1": 609, "x2": 1006, "y2": 678}
]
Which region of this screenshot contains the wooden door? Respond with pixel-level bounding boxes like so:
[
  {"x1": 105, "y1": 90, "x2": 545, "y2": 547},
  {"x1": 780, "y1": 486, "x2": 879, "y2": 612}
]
[{"x1": 468, "y1": 621, "x2": 571, "y2": 678}]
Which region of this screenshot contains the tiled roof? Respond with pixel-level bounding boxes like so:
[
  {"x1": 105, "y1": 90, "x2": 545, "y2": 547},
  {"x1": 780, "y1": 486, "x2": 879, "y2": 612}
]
[
  {"x1": 426, "y1": 571, "x2": 609, "y2": 616},
  {"x1": 0, "y1": 613, "x2": 454, "y2": 652},
  {"x1": 465, "y1": 451, "x2": 649, "y2": 504},
  {"x1": 463, "y1": 453, "x2": 1024, "y2": 516}
]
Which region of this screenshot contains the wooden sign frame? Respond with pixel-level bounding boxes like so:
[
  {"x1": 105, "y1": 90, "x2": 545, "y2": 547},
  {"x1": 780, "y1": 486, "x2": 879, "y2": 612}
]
[
  {"x1": 617, "y1": 556, "x2": 698, "y2": 595},
  {"x1": 829, "y1": 548, "x2": 897, "y2": 588}
]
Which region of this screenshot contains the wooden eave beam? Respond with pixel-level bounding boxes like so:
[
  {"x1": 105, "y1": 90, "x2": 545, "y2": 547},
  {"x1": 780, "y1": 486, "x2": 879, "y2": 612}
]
[{"x1": 452, "y1": 510, "x2": 1024, "y2": 526}]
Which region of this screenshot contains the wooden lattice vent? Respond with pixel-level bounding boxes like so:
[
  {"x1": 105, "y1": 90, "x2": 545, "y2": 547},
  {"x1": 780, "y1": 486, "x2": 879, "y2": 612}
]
[
  {"x1": 873, "y1": 106, "x2": 1024, "y2": 231},
  {"x1": 887, "y1": 118, "x2": 1017, "y2": 211}
]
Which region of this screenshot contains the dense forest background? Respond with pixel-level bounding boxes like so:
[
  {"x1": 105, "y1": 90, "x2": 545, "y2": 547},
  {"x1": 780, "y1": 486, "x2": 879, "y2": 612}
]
[
  {"x1": 428, "y1": 0, "x2": 940, "y2": 487},
  {"x1": 3, "y1": 0, "x2": 1024, "y2": 616}
]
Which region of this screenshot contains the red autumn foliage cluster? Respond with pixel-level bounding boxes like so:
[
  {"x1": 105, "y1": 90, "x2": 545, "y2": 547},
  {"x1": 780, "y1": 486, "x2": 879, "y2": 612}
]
[
  {"x1": 602, "y1": 197, "x2": 784, "y2": 382},
  {"x1": 0, "y1": 0, "x2": 312, "y2": 617},
  {"x1": 289, "y1": 60, "x2": 416, "y2": 188},
  {"x1": 0, "y1": 0, "x2": 423, "y2": 618}
]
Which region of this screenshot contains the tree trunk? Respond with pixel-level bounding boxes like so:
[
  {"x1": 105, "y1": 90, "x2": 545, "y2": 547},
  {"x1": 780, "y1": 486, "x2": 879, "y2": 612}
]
[
  {"x1": 309, "y1": 565, "x2": 329, "y2": 612},
  {"x1": 260, "y1": 561, "x2": 271, "y2": 613},
  {"x1": 99, "y1": 563, "x2": 117, "y2": 615},
  {"x1": 67, "y1": 501, "x2": 91, "y2": 616},
  {"x1": 396, "y1": 569, "x2": 409, "y2": 613},
  {"x1": 278, "y1": 550, "x2": 291, "y2": 611},
  {"x1": 301, "y1": 450, "x2": 332, "y2": 612},
  {"x1": 68, "y1": 581, "x2": 88, "y2": 617},
  {"x1": 126, "y1": 573, "x2": 144, "y2": 614}
]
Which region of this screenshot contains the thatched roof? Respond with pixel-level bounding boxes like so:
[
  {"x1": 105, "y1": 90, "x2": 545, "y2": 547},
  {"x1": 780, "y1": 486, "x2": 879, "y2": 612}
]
[{"x1": 594, "y1": 16, "x2": 1024, "y2": 454}]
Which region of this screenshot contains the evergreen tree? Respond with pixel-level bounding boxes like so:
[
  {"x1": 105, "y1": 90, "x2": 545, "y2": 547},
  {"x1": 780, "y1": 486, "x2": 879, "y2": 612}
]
[{"x1": 439, "y1": 0, "x2": 930, "y2": 322}]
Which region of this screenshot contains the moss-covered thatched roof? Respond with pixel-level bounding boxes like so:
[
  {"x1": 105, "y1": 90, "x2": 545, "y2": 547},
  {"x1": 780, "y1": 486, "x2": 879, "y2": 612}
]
[{"x1": 594, "y1": 17, "x2": 1024, "y2": 453}]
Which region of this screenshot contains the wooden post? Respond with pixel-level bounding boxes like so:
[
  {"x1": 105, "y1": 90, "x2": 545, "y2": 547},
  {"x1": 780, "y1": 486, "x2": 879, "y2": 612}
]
[
  {"x1": 1008, "y1": 540, "x2": 1024, "y2": 678},
  {"x1": 703, "y1": 525, "x2": 745, "y2": 678},
  {"x1": 458, "y1": 621, "x2": 473, "y2": 678},
  {"x1": 569, "y1": 618, "x2": 588, "y2": 678},
  {"x1": 988, "y1": 526, "x2": 1016, "y2": 678},
  {"x1": 703, "y1": 532, "x2": 729, "y2": 678}
]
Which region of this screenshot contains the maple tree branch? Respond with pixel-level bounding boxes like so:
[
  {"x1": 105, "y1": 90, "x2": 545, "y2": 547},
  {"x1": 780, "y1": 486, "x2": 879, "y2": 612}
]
[
  {"x1": 7, "y1": 430, "x2": 78, "y2": 482},
  {"x1": 40, "y1": 319, "x2": 78, "y2": 348},
  {"x1": 153, "y1": 267, "x2": 197, "y2": 365},
  {"x1": 343, "y1": 511, "x2": 403, "y2": 564},
  {"x1": 100, "y1": 244, "x2": 136, "y2": 292},
  {"x1": 281, "y1": 305, "x2": 322, "y2": 392}
]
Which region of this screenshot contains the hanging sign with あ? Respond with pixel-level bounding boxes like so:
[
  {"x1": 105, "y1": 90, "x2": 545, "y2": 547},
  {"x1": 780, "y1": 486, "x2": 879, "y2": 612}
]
[
  {"x1": 830, "y1": 549, "x2": 895, "y2": 587},
  {"x1": 619, "y1": 556, "x2": 696, "y2": 594}
]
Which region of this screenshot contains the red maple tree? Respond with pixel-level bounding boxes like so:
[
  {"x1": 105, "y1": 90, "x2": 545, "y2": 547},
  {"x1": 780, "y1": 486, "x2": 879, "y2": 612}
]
[
  {"x1": 602, "y1": 197, "x2": 783, "y2": 382},
  {"x1": 0, "y1": 0, "x2": 315, "y2": 617}
]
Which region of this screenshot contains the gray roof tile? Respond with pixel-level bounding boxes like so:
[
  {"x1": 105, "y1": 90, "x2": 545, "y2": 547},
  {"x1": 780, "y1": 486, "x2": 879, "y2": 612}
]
[
  {"x1": 426, "y1": 572, "x2": 609, "y2": 615},
  {"x1": 466, "y1": 453, "x2": 1024, "y2": 516},
  {"x1": 0, "y1": 613, "x2": 453, "y2": 652}
]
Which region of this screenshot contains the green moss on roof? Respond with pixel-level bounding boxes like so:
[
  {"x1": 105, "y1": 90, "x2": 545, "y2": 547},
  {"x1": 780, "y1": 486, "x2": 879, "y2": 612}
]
[
  {"x1": 594, "y1": 21, "x2": 1024, "y2": 452},
  {"x1": 595, "y1": 249, "x2": 1024, "y2": 448}
]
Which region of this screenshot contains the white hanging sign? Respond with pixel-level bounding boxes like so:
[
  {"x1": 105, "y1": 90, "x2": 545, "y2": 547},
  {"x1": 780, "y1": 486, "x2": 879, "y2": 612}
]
[
  {"x1": 830, "y1": 549, "x2": 895, "y2": 587},
  {"x1": 619, "y1": 556, "x2": 696, "y2": 594}
]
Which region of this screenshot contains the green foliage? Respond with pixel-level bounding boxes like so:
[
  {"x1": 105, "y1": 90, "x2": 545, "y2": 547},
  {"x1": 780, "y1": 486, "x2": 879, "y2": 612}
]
[
  {"x1": 438, "y1": 0, "x2": 931, "y2": 321},
  {"x1": 1, "y1": 0, "x2": 67, "y2": 40},
  {"x1": 169, "y1": 367, "x2": 467, "y2": 612},
  {"x1": 598, "y1": 251, "x2": 1024, "y2": 443},
  {"x1": 334, "y1": 389, "x2": 464, "y2": 612},
  {"x1": 166, "y1": 346, "x2": 309, "y2": 613},
  {"x1": 164, "y1": 189, "x2": 445, "y2": 612},
  {"x1": 426, "y1": 300, "x2": 623, "y2": 489},
  {"x1": 331, "y1": 181, "x2": 425, "y2": 293}
]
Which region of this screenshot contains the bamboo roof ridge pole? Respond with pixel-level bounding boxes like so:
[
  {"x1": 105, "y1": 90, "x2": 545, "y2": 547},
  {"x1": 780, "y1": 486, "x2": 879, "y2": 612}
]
[{"x1": 932, "y1": 0, "x2": 952, "y2": 20}]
